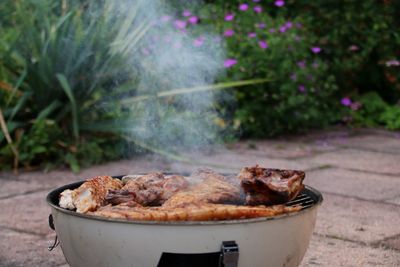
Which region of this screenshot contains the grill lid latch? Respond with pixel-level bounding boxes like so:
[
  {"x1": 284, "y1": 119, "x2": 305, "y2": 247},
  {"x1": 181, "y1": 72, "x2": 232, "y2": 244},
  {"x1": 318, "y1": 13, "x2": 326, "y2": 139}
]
[{"x1": 219, "y1": 241, "x2": 239, "y2": 267}]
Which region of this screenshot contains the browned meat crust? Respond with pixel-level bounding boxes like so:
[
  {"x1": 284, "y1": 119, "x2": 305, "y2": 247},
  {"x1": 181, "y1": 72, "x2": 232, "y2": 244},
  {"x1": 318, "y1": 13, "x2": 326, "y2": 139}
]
[
  {"x1": 239, "y1": 165, "x2": 305, "y2": 205},
  {"x1": 92, "y1": 203, "x2": 300, "y2": 221}
]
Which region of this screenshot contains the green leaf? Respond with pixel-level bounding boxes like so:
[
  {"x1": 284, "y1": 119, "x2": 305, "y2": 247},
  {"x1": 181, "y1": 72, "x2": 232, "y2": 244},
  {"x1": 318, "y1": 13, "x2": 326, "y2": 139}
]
[
  {"x1": 121, "y1": 78, "x2": 273, "y2": 105},
  {"x1": 56, "y1": 73, "x2": 79, "y2": 138}
]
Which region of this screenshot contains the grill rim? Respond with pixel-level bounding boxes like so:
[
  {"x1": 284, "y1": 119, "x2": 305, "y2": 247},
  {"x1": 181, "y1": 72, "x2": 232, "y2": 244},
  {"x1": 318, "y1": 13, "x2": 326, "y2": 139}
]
[{"x1": 46, "y1": 175, "x2": 323, "y2": 225}]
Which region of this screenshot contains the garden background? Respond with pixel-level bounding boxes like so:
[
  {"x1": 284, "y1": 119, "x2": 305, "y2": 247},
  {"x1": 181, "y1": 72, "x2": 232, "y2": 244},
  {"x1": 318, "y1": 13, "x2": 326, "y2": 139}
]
[{"x1": 1, "y1": 0, "x2": 399, "y2": 172}]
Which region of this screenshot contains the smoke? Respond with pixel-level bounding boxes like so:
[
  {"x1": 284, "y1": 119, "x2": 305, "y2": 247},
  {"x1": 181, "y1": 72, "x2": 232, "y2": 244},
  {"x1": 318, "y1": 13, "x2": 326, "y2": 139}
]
[{"x1": 105, "y1": 0, "x2": 227, "y2": 154}]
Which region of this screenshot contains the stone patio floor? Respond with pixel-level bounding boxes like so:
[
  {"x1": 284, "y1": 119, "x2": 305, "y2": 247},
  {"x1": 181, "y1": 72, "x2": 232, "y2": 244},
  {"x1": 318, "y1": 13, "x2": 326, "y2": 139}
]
[{"x1": 1, "y1": 127, "x2": 400, "y2": 266}]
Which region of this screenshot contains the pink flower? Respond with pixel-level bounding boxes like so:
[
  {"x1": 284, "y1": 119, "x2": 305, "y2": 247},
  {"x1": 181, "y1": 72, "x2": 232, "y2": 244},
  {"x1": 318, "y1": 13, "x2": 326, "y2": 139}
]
[
  {"x1": 275, "y1": 0, "x2": 285, "y2": 7},
  {"x1": 188, "y1": 16, "x2": 199, "y2": 24},
  {"x1": 182, "y1": 10, "x2": 191, "y2": 17},
  {"x1": 161, "y1": 15, "x2": 171, "y2": 22},
  {"x1": 279, "y1": 25, "x2": 287, "y2": 33},
  {"x1": 254, "y1": 6, "x2": 262, "y2": 13},
  {"x1": 256, "y1": 23, "x2": 266, "y2": 29},
  {"x1": 258, "y1": 40, "x2": 268, "y2": 49},
  {"x1": 142, "y1": 48, "x2": 150, "y2": 55},
  {"x1": 174, "y1": 20, "x2": 187, "y2": 29},
  {"x1": 248, "y1": 32, "x2": 257, "y2": 38},
  {"x1": 298, "y1": 85, "x2": 306, "y2": 93},
  {"x1": 239, "y1": 3, "x2": 249, "y2": 11},
  {"x1": 224, "y1": 29, "x2": 235, "y2": 37},
  {"x1": 341, "y1": 97, "x2": 352, "y2": 106},
  {"x1": 224, "y1": 59, "x2": 238, "y2": 68},
  {"x1": 225, "y1": 13, "x2": 235, "y2": 21},
  {"x1": 193, "y1": 36, "x2": 205, "y2": 47},
  {"x1": 297, "y1": 61, "x2": 306, "y2": 69},
  {"x1": 311, "y1": 47, "x2": 321, "y2": 54},
  {"x1": 285, "y1": 21, "x2": 293, "y2": 28}
]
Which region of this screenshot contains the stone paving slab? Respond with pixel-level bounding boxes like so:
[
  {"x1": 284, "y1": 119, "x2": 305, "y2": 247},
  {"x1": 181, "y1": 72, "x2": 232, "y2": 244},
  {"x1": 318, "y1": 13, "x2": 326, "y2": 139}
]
[
  {"x1": 300, "y1": 234, "x2": 400, "y2": 267},
  {"x1": 385, "y1": 196, "x2": 400, "y2": 205},
  {"x1": 0, "y1": 192, "x2": 51, "y2": 236},
  {"x1": 315, "y1": 193, "x2": 400, "y2": 243},
  {"x1": 228, "y1": 140, "x2": 338, "y2": 159},
  {"x1": 0, "y1": 229, "x2": 65, "y2": 267},
  {"x1": 300, "y1": 148, "x2": 400, "y2": 175},
  {"x1": 305, "y1": 168, "x2": 400, "y2": 201},
  {"x1": 0, "y1": 180, "x2": 46, "y2": 199},
  {"x1": 379, "y1": 235, "x2": 400, "y2": 251},
  {"x1": 174, "y1": 150, "x2": 321, "y2": 173},
  {"x1": 327, "y1": 134, "x2": 400, "y2": 154}
]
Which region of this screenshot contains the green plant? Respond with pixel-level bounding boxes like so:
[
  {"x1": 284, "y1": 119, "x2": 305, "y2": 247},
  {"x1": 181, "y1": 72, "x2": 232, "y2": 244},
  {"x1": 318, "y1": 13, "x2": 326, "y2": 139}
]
[{"x1": 194, "y1": 2, "x2": 339, "y2": 137}]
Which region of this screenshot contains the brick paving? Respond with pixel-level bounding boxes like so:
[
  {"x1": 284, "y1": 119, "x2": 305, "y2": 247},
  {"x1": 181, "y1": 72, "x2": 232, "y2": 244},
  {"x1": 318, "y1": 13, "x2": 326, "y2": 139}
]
[{"x1": 0, "y1": 128, "x2": 399, "y2": 266}]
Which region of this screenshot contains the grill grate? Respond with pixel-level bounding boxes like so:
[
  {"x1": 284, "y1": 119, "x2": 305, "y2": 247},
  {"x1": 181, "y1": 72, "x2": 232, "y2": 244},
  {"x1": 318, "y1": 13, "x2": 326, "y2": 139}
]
[{"x1": 285, "y1": 192, "x2": 315, "y2": 210}]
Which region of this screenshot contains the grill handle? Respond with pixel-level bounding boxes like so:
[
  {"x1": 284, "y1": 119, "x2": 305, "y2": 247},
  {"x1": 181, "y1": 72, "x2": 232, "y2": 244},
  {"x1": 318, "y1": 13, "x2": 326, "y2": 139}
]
[
  {"x1": 219, "y1": 241, "x2": 239, "y2": 267},
  {"x1": 48, "y1": 214, "x2": 60, "y2": 251},
  {"x1": 157, "y1": 240, "x2": 239, "y2": 267}
]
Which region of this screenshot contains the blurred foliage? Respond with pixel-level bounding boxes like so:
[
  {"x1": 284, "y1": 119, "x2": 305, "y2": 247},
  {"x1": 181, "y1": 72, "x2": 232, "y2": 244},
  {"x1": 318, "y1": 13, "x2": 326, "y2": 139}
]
[
  {"x1": 193, "y1": 2, "x2": 339, "y2": 137},
  {"x1": 1, "y1": 0, "x2": 400, "y2": 171},
  {"x1": 0, "y1": 0, "x2": 149, "y2": 171}
]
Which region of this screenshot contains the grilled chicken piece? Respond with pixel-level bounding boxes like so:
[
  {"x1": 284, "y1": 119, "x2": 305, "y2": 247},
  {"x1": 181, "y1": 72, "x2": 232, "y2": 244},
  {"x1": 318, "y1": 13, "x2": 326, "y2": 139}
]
[
  {"x1": 92, "y1": 202, "x2": 300, "y2": 221},
  {"x1": 163, "y1": 170, "x2": 241, "y2": 208},
  {"x1": 59, "y1": 176, "x2": 122, "y2": 213},
  {"x1": 105, "y1": 173, "x2": 189, "y2": 206},
  {"x1": 239, "y1": 165, "x2": 305, "y2": 205}
]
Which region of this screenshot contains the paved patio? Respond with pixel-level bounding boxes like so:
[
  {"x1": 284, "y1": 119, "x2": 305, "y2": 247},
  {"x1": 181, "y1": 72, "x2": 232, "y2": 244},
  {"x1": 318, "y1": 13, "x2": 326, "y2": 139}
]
[{"x1": 1, "y1": 127, "x2": 400, "y2": 266}]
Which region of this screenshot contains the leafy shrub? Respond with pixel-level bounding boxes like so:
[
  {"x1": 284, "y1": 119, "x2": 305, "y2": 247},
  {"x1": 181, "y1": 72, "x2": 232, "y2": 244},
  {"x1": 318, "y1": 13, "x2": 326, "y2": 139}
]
[
  {"x1": 0, "y1": 1, "x2": 149, "y2": 171},
  {"x1": 190, "y1": 2, "x2": 338, "y2": 136}
]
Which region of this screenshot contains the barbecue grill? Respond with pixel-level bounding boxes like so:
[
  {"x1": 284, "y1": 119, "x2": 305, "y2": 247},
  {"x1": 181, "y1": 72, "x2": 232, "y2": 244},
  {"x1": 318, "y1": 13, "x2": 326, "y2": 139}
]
[{"x1": 47, "y1": 175, "x2": 322, "y2": 267}]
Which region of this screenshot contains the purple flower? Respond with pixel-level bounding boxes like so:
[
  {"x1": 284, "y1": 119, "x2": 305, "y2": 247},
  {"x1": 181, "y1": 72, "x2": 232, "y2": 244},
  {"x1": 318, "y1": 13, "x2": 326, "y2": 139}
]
[
  {"x1": 348, "y1": 45, "x2": 359, "y2": 52},
  {"x1": 297, "y1": 61, "x2": 306, "y2": 69},
  {"x1": 279, "y1": 25, "x2": 287, "y2": 33},
  {"x1": 224, "y1": 58, "x2": 238, "y2": 68},
  {"x1": 386, "y1": 59, "x2": 400, "y2": 67},
  {"x1": 161, "y1": 15, "x2": 171, "y2": 22},
  {"x1": 341, "y1": 97, "x2": 352, "y2": 106},
  {"x1": 225, "y1": 13, "x2": 235, "y2": 21},
  {"x1": 298, "y1": 85, "x2": 306, "y2": 93},
  {"x1": 253, "y1": 0, "x2": 261, "y2": 2},
  {"x1": 254, "y1": 6, "x2": 263, "y2": 13},
  {"x1": 296, "y1": 22, "x2": 302, "y2": 28},
  {"x1": 269, "y1": 28, "x2": 276, "y2": 33},
  {"x1": 248, "y1": 32, "x2": 257, "y2": 38},
  {"x1": 311, "y1": 47, "x2": 321, "y2": 54},
  {"x1": 193, "y1": 36, "x2": 205, "y2": 47},
  {"x1": 239, "y1": 4, "x2": 249, "y2": 11},
  {"x1": 188, "y1": 16, "x2": 199, "y2": 24},
  {"x1": 182, "y1": 10, "x2": 191, "y2": 17},
  {"x1": 294, "y1": 35, "x2": 302, "y2": 42},
  {"x1": 174, "y1": 20, "x2": 187, "y2": 29},
  {"x1": 258, "y1": 40, "x2": 268, "y2": 49},
  {"x1": 256, "y1": 23, "x2": 266, "y2": 29},
  {"x1": 312, "y1": 62, "x2": 319, "y2": 68},
  {"x1": 224, "y1": 29, "x2": 235, "y2": 37},
  {"x1": 275, "y1": 0, "x2": 285, "y2": 7},
  {"x1": 285, "y1": 21, "x2": 293, "y2": 28},
  {"x1": 142, "y1": 47, "x2": 150, "y2": 55},
  {"x1": 290, "y1": 73, "x2": 297, "y2": 81},
  {"x1": 350, "y1": 102, "x2": 362, "y2": 111}
]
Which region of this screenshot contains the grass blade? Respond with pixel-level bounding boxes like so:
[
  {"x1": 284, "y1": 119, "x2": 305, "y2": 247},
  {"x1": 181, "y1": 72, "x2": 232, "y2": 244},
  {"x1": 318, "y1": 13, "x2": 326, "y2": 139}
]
[
  {"x1": 121, "y1": 78, "x2": 273, "y2": 105},
  {"x1": 56, "y1": 73, "x2": 79, "y2": 138}
]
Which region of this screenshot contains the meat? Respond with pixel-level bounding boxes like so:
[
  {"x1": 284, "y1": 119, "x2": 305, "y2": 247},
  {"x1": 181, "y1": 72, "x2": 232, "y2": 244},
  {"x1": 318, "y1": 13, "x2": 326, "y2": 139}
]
[
  {"x1": 59, "y1": 167, "x2": 305, "y2": 221},
  {"x1": 105, "y1": 173, "x2": 189, "y2": 206},
  {"x1": 162, "y1": 169, "x2": 241, "y2": 208},
  {"x1": 92, "y1": 202, "x2": 300, "y2": 221},
  {"x1": 59, "y1": 176, "x2": 122, "y2": 213},
  {"x1": 239, "y1": 165, "x2": 305, "y2": 205}
]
